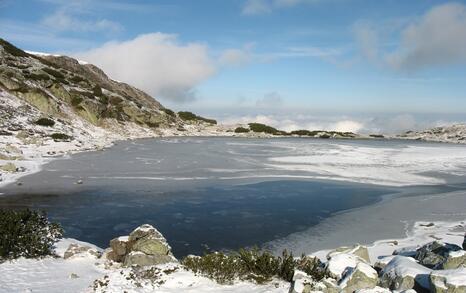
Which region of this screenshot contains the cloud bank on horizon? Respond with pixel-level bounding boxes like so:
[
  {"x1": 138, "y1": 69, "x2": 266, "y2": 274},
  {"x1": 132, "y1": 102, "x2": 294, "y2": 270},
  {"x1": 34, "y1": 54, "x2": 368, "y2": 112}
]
[{"x1": 1, "y1": 0, "x2": 466, "y2": 133}]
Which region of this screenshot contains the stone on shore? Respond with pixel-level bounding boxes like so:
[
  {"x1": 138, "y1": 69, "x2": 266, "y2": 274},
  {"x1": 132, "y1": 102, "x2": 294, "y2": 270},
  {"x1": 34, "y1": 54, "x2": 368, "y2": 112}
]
[
  {"x1": 379, "y1": 256, "x2": 431, "y2": 291},
  {"x1": 429, "y1": 268, "x2": 466, "y2": 293},
  {"x1": 339, "y1": 262, "x2": 378, "y2": 292}
]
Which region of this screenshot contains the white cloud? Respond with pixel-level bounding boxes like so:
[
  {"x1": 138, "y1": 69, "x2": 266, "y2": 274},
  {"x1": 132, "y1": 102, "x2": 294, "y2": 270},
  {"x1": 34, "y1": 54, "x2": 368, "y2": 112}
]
[
  {"x1": 255, "y1": 92, "x2": 284, "y2": 108},
  {"x1": 352, "y1": 21, "x2": 379, "y2": 64},
  {"x1": 218, "y1": 49, "x2": 251, "y2": 66},
  {"x1": 42, "y1": 10, "x2": 122, "y2": 33},
  {"x1": 386, "y1": 3, "x2": 466, "y2": 71},
  {"x1": 75, "y1": 33, "x2": 215, "y2": 102},
  {"x1": 220, "y1": 113, "x2": 364, "y2": 133},
  {"x1": 242, "y1": 0, "x2": 321, "y2": 15},
  {"x1": 354, "y1": 3, "x2": 466, "y2": 71}
]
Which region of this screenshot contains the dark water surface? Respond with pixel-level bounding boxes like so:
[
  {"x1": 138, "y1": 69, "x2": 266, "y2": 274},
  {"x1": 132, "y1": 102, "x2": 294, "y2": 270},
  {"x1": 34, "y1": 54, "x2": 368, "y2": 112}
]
[{"x1": 1, "y1": 137, "x2": 465, "y2": 257}]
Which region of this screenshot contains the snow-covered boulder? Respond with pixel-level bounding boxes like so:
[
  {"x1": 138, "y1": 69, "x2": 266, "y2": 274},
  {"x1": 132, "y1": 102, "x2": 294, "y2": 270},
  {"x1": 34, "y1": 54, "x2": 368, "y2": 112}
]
[
  {"x1": 373, "y1": 256, "x2": 396, "y2": 272},
  {"x1": 429, "y1": 268, "x2": 466, "y2": 293},
  {"x1": 379, "y1": 256, "x2": 431, "y2": 291},
  {"x1": 325, "y1": 253, "x2": 366, "y2": 281},
  {"x1": 327, "y1": 244, "x2": 370, "y2": 263},
  {"x1": 289, "y1": 270, "x2": 340, "y2": 293},
  {"x1": 63, "y1": 243, "x2": 101, "y2": 259},
  {"x1": 415, "y1": 241, "x2": 465, "y2": 269},
  {"x1": 289, "y1": 270, "x2": 314, "y2": 293},
  {"x1": 339, "y1": 262, "x2": 378, "y2": 292},
  {"x1": 108, "y1": 236, "x2": 130, "y2": 262}
]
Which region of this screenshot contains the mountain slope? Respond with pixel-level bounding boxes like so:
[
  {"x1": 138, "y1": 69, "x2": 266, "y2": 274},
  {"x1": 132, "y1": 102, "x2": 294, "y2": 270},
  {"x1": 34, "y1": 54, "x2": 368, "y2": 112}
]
[{"x1": 0, "y1": 39, "x2": 221, "y2": 186}]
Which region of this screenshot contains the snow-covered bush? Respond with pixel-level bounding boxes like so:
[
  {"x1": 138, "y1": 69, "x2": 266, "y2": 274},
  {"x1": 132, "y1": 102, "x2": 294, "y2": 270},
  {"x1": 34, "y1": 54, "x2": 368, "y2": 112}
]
[{"x1": 0, "y1": 209, "x2": 63, "y2": 260}]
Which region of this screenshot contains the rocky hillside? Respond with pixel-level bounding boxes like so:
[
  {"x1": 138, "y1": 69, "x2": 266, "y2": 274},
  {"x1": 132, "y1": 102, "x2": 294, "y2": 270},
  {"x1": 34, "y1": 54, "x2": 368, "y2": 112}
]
[
  {"x1": 0, "y1": 38, "x2": 223, "y2": 185},
  {"x1": 398, "y1": 124, "x2": 466, "y2": 144},
  {"x1": 0, "y1": 38, "x2": 196, "y2": 133}
]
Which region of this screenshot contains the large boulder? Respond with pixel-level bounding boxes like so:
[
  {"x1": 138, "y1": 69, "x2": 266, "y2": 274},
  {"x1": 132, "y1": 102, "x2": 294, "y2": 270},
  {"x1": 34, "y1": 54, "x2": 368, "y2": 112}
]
[
  {"x1": 339, "y1": 262, "x2": 378, "y2": 292},
  {"x1": 327, "y1": 245, "x2": 371, "y2": 263},
  {"x1": 415, "y1": 241, "x2": 465, "y2": 269},
  {"x1": 379, "y1": 256, "x2": 431, "y2": 291},
  {"x1": 104, "y1": 224, "x2": 176, "y2": 267},
  {"x1": 64, "y1": 243, "x2": 101, "y2": 259},
  {"x1": 123, "y1": 251, "x2": 174, "y2": 267},
  {"x1": 429, "y1": 268, "x2": 466, "y2": 293},
  {"x1": 289, "y1": 270, "x2": 339, "y2": 293}
]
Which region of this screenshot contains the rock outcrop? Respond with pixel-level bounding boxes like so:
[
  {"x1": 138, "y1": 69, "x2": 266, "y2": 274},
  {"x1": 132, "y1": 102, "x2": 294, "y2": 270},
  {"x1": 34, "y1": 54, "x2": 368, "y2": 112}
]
[{"x1": 104, "y1": 224, "x2": 176, "y2": 267}]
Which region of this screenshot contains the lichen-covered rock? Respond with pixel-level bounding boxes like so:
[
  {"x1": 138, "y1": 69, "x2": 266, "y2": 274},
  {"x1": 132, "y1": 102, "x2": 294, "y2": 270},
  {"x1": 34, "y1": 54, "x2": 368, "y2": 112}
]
[
  {"x1": 108, "y1": 236, "x2": 131, "y2": 262},
  {"x1": 429, "y1": 268, "x2": 466, "y2": 293},
  {"x1": 105, "y1": 224, "x2": 176, "y2": 267},
  {"x1": 123, "y1": 251, "x2": 174, "y2": 267},
  {"x1": 339, "y1": 262, "x2": 378, "y2": 292},
  {"x1": 415, "y1": 241, "x2": 465, "y2": 269},
  {"x1": 132, "y1": 236, "x2": 170, "y2": 256},
  {"x1": 327, "y1": 244, "x2": 370, "y2": 263},
  {"x1": 63, "y1": 243, "x2": 101, "y2": 259},
  {"x1": 379, "y1": 256, "x2": 431, "y2": 291}
]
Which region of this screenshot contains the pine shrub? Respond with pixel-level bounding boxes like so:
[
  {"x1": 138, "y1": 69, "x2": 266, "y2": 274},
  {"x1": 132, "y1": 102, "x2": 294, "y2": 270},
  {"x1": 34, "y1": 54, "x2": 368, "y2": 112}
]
[
  {"x1": 0, "y1": 209, "x2": 63, "y2": 260},
  {"x1": 35, "y1": 117, "x2": 55, "y2": 127}
]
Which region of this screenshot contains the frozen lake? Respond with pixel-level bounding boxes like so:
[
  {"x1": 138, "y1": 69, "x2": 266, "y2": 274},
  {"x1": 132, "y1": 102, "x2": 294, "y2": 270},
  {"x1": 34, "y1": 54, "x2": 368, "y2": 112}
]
[{"x1": 1, "y1": 137, "x2": 466, "y2": 256}]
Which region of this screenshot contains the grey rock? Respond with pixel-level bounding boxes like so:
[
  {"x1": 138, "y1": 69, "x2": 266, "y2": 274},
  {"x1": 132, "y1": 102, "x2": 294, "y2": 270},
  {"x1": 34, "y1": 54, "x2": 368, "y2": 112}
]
[
  {"x1": 64, "y1": 243, "x2": 101, "y2": 259},
  {"x1": 415, "y1": 241, "x2": 465, "y2": 269},
  {"x1": 379, "y1": 256, "x2": 431, "y2": 291},
  {"x1": 123, "y1": 251, "x2": 174, "y2": 267},
  {"x1": 429, "y1": 268, "x2": 466, "y2": 293},
  {"x1": 339, "y1": 262, "x2": 378, "y2": 293}
]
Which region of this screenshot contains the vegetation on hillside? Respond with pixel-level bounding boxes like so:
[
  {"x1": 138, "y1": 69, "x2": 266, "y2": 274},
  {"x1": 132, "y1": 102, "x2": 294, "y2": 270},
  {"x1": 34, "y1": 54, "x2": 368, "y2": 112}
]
[{"x1": 178, "y1": 111, "x2": 217, "y2": 125}]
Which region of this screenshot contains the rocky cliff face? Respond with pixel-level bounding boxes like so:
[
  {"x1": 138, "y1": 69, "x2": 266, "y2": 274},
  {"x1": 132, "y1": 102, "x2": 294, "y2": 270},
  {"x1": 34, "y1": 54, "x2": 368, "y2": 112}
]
[{"x1": 0, "y1": 38, "x2": 179, "y2": 131}]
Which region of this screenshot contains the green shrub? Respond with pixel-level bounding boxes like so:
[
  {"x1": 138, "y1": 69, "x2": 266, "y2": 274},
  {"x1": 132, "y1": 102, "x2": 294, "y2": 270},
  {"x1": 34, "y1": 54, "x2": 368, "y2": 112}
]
[
  {"x1": 35, "y1": 117, "x2": 55, "y2": 127},
  {"x1": 70, "y1": 75, "x2": 85, "y2": 83},
  {"x1": 50, "y1": 133, "x2": 72, "y2": 141},
  {"x1": 0, "y1": 209, "x2": 63, "y2": 260},
  {"x1": 234, "y1": 127, "x2": 250, "y2": 133},
  {"x1": 25, "y1": 72, "x2": 51, "y2": 81},
  {"x1": 92, "y1": 85, "x2": 103, "y2": 97},
  {"x1": 42, "y1": 67, "x2": 65, "y2": 79},
  {"x1": 182, "y1": 247, "x2": 325, "y2": 285},
  {"x1": 182, "y1": 252, "x2": 242, "y2": 284},
  {"x1": 71, "y1": 96, "x2": 83, "y2": 107},
  {"x1": 0, "y1": 39, "x2": 30, "y2": 57},
  {"x1": 178, "y1": 111, "x2": 198, "y2": 121},
  {"x1": 178, "y1": 111, "x2": 217, "y2": 124},
  {"x1": 197, "y1": 116, "x2": 217, "y2": 125},
  {"x1": 248, "y1": 123, "x2": 279, "y2": 134},
  {"x1": 162, "y1": 108, "x2": 175, "y2": 116},
  {"x1": 290, "y1": 130, "x2": 319, "y2": 136}
]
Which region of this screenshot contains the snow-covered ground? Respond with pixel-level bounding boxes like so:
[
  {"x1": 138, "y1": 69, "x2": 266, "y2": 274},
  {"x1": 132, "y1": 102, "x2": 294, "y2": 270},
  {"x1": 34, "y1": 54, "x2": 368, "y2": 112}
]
[{"x1": 0, "y1": 220, "x2": 463, "y2": 293}]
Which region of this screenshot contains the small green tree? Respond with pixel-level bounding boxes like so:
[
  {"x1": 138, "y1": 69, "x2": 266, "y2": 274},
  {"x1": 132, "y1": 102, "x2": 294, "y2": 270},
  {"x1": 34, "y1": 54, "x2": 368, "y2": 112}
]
[{"x1": 0, "y1": 209, "x2": 63, "y2": 260}]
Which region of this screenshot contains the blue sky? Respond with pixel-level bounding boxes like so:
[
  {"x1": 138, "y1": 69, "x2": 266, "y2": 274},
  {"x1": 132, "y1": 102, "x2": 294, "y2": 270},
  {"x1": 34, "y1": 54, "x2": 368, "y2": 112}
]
[{"x1": 1, "y1": 0, "x2": 466, "y2": 133}]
